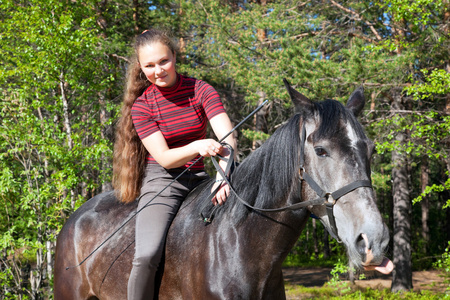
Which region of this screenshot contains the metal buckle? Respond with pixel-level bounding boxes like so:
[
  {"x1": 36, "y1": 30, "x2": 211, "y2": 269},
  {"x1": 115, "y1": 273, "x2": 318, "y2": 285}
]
[
  {"x1": 325, "y1": 193, "x2": 336, "y2": 205},
  {"x1": 299, "y1": 167, "x2": 305, "y2": 180}
]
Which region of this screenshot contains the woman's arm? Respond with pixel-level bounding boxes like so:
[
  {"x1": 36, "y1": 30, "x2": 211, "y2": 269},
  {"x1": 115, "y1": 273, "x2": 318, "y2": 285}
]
[
  {"x1": 140, "y1": 131, "x2": 223, "y2": 169},
  {"x1": 141, "y1": 112, "x2": 236, "y2": 206}
]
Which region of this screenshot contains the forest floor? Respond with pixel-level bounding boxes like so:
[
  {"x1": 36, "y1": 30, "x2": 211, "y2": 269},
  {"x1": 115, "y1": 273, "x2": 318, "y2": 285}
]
[{"x1": 282, "y1": 267, "x2": 448, "y2": 293}]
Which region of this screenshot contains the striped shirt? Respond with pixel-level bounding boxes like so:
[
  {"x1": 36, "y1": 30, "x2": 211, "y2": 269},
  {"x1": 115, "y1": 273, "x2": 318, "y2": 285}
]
[{"x1": 131, "y1": 74, "x2": 225, "y2": 170}]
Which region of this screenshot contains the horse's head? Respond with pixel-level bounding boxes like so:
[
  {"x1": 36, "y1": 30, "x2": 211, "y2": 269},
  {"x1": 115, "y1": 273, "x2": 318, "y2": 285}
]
[{"x1": 284, "y1": 79, "x2": 393, "y2": 274}]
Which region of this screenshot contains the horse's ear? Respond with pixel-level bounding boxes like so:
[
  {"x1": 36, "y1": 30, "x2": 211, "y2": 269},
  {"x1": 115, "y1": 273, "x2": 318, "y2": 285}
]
[
  {"x1": 346, "y1": 86, "x2": 365, "y2": 117},
  {"x1": 283, "y1": 78, "x2": 314, "y2": 114}
]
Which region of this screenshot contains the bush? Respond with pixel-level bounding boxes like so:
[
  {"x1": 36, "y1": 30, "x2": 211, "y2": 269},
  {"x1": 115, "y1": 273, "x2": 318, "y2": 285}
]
[{"x1": 434, "y1": 241, "x2": 450, "y2": 295}]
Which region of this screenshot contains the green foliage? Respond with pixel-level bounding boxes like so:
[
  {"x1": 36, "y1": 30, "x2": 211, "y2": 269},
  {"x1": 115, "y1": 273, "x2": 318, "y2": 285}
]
[
  {"x1": 371, "y1": 172, "x2": 392, "y2": 192},
  {"x1": 177, "y1": 0, "x2": 375, "y2": 128},
  {"x1": 0, "y1": 0, "x2": 123, "y2": 296},
  {"x1": 283, "y1": 218, "x2": 348, "y2": 269},
  {"x1": 327, "y1": 259, "x2": 352, "y2": 293},
  {"x1": 371, "y1": 65, "x2": 450, "y2": 209},
  {"x1": 434, "y1": 241, "x2": 450, "y2": 294},
  {"x1": 241, "y1": 129, "x2": 271, "y2": 144},
  {"x1": 406, "y1": 69, "x2": 450, "y2": 99},
  {"x1": 284, "y1": 284, "x2": 338, "y2": 298},
  {"x1": 384, "y1": 0, "x2": 443, "y2": 25},
  {"x1": 413, "y1": 179, "x2": 450, "y2": 206}
]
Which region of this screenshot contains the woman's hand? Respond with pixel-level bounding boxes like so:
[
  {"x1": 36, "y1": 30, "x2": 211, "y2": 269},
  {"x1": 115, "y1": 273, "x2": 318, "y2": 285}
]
[
  {"x1": 193, "y1": 139, "x2": 231, "y2": 205},
  {"x1": 211, "y1": 180, "x2": 230, "y2": 206},
  {"x1": 210, "y1": 147, "x2": 232, "y2": 206},
  {"x1": 191, "y1": 139, "x2": 223, "y2": 157}
]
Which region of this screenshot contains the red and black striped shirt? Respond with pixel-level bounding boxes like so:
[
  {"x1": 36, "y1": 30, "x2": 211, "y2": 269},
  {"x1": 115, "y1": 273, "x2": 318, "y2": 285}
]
[{"x1": 131, "y1": 74, "x2": 225, "y2": 170}]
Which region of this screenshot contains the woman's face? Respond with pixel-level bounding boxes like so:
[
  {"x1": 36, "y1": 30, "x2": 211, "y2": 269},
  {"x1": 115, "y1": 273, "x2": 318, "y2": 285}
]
[{"x1": 138, "y1": 42, "x2": 177, "y2": 88}]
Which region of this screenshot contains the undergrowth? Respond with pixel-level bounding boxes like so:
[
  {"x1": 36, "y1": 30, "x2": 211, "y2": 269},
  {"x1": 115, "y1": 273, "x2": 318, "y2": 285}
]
[
  {"x1": 284, "y1": 284, "x2": 448, "y2": 299},
  {"x1": 284, "y1": 256, "x2": 450, "y2": 299}
]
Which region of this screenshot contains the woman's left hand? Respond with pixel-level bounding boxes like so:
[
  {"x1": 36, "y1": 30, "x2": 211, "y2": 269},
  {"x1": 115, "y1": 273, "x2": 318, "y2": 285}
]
[{"x1": 211, "y1": 180, "x2": 230, "y2": 206}]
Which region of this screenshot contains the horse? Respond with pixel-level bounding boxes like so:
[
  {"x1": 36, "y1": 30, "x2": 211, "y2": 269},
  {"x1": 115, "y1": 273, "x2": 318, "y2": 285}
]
[{"x1": 54, "y1": 80, "x2": 393, "y2": 299}]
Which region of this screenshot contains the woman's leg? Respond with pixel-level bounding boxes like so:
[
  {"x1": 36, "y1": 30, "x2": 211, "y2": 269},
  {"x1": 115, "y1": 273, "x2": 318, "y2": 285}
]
[
  {"x1": 127, "y1": 166, "x2": 183, "y2": 300},
  {"x1": 127, "y1": 195, "x2": 181, "y2": 299},
  {"x1": 127, "y1": 166, "x2": 207, "y2": 300}
]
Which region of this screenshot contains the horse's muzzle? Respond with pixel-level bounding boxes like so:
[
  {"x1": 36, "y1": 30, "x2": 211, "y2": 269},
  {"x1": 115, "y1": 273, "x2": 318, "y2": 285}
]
[{"x1": 359, "y1": 233, "x2": 394, "y2": 274}]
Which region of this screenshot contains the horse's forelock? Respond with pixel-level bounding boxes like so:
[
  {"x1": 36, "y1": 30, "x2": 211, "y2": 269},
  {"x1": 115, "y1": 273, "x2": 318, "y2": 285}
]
[{"x1": 312, "y1": 100, "x2": 366, "y2": 143}]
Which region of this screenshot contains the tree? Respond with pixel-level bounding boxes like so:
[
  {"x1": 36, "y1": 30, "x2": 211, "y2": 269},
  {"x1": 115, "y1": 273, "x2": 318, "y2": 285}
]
[
  {"x1": 0, "y1": 0, "x2": 125, "y2": 296},
  {"x1": 390, "y1": 92, "x2": 414, "y2": 291}
]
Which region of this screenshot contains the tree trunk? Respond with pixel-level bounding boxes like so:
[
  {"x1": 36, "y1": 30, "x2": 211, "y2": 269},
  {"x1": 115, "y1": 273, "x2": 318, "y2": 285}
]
[
  {"x1": 391, "y1": 94, "x2": 413, "y2": 292},
  {"x1": 59, "y1": 72, "x2": 77, "y2": 209},
  {"x1": 391, "y1": 143, "x2": 413, "y2": 292},
  {"x1": 133, "y1": 0, "x2": 140, "y2": 34},
  {"x1": 252, "y1": 91, "x2": 268, "y2": 150},
  {"x1": 445, "y1": 6, "x2": 450, "y2": 113},
  {"x1": 46, "y1": 240, "x2": 53, "y2": 281},
  {"x1": 99, "y1": 92, "x2": 113, "y2": 193},
  {"x1": 312, "y1": 218, "x2": 318, "y2": 258},
  {"x1": 445, "y1": 155, "x2": 450, "y2": 241},
  {"x1": 420, "y1": 156, "x2": 429, "y2": 252},
  {"x1": 252, "y1": 0, "x2": 268, "y2": 151},
  {"x1": 323, "y1": 229, "x2": 330, "y2": 259},
  {"x1": 59, "y1": 72, "x2": 73, "y2": 151}
]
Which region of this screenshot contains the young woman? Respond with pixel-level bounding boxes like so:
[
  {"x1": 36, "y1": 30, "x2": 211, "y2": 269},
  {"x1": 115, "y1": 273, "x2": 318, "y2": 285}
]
[{"x1": 112, "y1": 29, "x2": 236, "y2": 300}]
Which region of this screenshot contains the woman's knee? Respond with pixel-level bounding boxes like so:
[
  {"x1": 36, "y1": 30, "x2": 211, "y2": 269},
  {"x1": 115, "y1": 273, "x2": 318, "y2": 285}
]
[{"x1": 133, "y1": 244, "x2": 164, "y2": 268}]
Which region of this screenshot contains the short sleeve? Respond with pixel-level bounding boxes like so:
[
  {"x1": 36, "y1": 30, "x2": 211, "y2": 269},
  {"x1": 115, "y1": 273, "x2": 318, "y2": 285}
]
[
  {"x1": 131, "y1": 99, "x2": 159, "y2": 140},
  {"x1": 196, "y1": 80, "x2": 226, "y2": 120}
]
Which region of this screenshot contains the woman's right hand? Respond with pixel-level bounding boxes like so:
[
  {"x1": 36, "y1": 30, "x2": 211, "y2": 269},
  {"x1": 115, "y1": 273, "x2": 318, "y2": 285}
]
[{"x1": 191, "y1": 139, "x2": 223, "y2": 157}]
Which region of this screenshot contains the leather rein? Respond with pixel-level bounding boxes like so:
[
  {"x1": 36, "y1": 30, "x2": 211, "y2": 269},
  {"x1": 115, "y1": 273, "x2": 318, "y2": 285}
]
[{"x1": 203, "y1": 123, "x2": 372, "y2": 242}]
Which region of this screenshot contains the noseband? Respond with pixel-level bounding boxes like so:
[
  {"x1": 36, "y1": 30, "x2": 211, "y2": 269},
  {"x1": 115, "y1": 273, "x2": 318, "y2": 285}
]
[{"x1": 204, "y1": 124, "x2": 372, "y2": 242}]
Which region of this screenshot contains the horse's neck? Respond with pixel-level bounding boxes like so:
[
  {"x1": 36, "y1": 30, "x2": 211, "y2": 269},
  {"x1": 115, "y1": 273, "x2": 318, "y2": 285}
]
[
  {"x1": 226, "y1": 147, "x2": 306, "y2": 252},
  {"x1": 221, "y1": 200, "x2": 310, "y2": 274}
]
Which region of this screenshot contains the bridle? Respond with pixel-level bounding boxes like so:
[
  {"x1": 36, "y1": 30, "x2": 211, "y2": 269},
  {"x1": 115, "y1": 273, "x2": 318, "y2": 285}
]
[{"x1": 204, "y1": 121, "x2": 372, "y2": 243}]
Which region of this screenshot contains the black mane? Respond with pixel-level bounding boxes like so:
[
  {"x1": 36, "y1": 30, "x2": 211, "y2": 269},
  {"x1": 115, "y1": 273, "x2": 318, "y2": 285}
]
[{"x1": 194, "y1": 114, "x2": 303, "y2": 225}]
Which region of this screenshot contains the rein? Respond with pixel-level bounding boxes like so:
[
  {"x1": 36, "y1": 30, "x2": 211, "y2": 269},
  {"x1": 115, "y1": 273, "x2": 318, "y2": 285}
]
[{"x1": 203, "y1": 123, "x2": 372, "y2": 243}]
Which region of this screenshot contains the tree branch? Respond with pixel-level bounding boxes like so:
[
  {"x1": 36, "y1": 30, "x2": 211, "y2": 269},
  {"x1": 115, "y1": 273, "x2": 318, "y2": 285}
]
[
  {"x1": 329, "y1": 0, "x2": 382, "y2": 41},
  {"x1": 110, "y1": 53, "x2": 130, "y2": 63}
]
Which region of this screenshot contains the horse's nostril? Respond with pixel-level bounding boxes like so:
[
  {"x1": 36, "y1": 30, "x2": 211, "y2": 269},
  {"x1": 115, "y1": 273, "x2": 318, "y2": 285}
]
[{"x1": 355, "y1": 234, "x2": 367, "y2": 256}]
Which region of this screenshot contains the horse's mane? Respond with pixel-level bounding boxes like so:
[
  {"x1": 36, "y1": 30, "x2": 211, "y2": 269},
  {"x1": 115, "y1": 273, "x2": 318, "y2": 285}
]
[
  {"x1": 195, "y1": 99, "x2": 365, "y2": 225},
  {"x1": 193, "y1": 113, "x2": 302, "y2": 225}
]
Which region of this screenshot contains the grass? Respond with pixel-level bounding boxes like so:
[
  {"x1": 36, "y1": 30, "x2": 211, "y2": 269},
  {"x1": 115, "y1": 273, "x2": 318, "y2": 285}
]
[
  {"x1": 284, "y1": 257, "x2": 450, "y2": 299},
  {"x1": 284, "y1": 283, "x2": 450, "y2": 299}
]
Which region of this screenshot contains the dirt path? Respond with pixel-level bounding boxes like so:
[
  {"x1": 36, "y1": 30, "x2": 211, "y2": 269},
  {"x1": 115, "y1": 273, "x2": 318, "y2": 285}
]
[{"x1": 282, "y1": 268, "x2": 448, "y2": 293}]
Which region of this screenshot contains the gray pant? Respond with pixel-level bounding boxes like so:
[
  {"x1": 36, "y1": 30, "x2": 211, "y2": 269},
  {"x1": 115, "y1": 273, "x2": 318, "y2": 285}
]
[{"x1": 127, "y1": 164, "x2": 208, "y2": 300}]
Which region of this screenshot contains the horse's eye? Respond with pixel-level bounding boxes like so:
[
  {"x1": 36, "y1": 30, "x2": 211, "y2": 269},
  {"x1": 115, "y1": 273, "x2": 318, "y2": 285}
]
[{"x1": 314, "y1": 147, "x2": 328, "y2": 157}]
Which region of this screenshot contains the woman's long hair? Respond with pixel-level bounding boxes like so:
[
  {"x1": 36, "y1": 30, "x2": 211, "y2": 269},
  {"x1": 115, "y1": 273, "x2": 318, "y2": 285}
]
[{"x1": 112, "y1": 29, "x2": 178, "y2": 203}]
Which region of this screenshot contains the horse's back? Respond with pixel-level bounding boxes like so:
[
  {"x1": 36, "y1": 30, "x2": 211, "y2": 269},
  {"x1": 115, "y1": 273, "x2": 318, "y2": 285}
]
[
  {"x1": 54, "y1": 191, "x2": 137, "y2": 299},
  {"x1": 54, "y1": 181, "x2": 225, "y2": 299}
]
